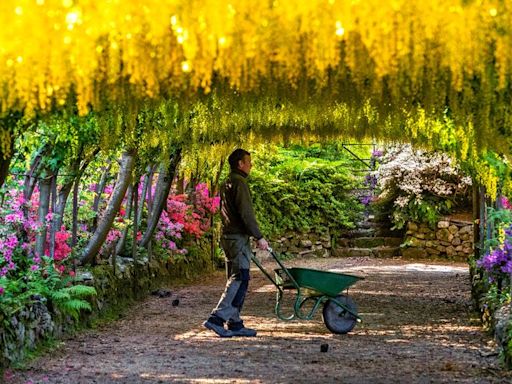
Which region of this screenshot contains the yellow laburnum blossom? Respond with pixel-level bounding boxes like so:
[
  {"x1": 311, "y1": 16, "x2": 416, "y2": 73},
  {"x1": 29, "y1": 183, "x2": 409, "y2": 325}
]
[{"x1": 0, "y1": 0, "x2": 509, "y2": 119}]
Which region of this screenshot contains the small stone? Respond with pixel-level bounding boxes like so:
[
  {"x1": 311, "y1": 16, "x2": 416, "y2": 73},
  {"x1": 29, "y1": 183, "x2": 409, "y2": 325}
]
[
  {"x1": 300, "y1": 239, "x2": 313, "y2": 248},
  {"x1": 463, "y1": 246, "x2": 473, "y2": 254},
  {"x1": 438, "y1": 221, "x2": 450, "y2": 229},
  {"x1": 407, "y1": 222, "x2": 418, "y2": 231},
  {"x1": 448, "y1": 225, "x2": 459, "y2": 234},
  {"x1": 152, "y1": 289, "x2": 172, "y2": 298},
  {"x1": 401, "y1": 247, "x2": 428, "y2": 258},
  {"x1": 460, "y1": 225, "x2": 473, "y2": 234},
  {"x1": 78, "y1": 271, "x2": 94, "y2": 281}
]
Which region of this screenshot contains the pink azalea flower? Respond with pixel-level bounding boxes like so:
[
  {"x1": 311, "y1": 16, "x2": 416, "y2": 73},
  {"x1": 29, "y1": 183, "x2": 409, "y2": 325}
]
[{"x1": 104, "y1": 185, "x2": 114, "y2": 195}]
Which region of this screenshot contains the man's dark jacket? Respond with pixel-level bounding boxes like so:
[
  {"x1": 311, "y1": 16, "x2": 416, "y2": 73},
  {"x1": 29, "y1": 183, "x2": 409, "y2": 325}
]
[{"x1": 220, "y1": 169, "x2": 263, "y2": 240}]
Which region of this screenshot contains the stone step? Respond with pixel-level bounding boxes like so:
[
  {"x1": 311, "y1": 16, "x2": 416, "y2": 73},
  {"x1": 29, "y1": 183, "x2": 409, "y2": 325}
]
[
  {"x1": 336, "y1": 237, "x2": 403, "y2": 248},
  {"x1": 374, "y1": 228, "x2": 405, "y2": 237},
  {"x1": 331, "y1": 246, "x2": 401, "y2": 258},
  {"x1": 342, "y1": 223, "x2": 404, "y2": 238},
  {"x1": 338, "y1": 228, "x2": 378, "y2": 239},
  {"x1": 357, "y1": 221, "x2": 384, "y2": 230}
]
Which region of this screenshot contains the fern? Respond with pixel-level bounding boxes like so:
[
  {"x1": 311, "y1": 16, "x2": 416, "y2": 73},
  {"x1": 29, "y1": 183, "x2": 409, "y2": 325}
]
[
  {"x1": 49, "y1": 285, "x2": 97, "y2": 320},
  {"x1": 59, "y1": 299, "x2": 93, "y2": 320},
  {"x1": 49, "y1": 290, "x2": 71, "y2": 302},
  {"x1": 62, "y1": 285, "x2": 97, "y2": 298}
]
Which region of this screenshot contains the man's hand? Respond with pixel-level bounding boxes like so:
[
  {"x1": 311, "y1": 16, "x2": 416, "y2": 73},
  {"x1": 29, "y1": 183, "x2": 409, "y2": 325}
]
[{"x1": 256, "y1": 238, "x2": 269, "y2": 250}]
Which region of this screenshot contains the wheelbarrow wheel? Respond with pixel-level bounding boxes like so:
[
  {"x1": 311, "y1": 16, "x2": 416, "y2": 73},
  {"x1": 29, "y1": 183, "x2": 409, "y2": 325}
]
[{"x1": 322, "y1": 294, "x2": 357, "y2": 334}]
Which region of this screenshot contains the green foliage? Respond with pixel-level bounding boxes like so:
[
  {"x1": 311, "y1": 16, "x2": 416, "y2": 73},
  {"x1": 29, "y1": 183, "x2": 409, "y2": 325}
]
[
  {"x1": 388, "y1": 197, "x2": 454, "y2": 230},
  {"x1": 49, "y1": 285, "x2": 96, "y2": 320},
  {"x1": 0, "y1": 258, "x2": 96, "y2": 322},
  {"x1": 249, "y1": 145, "x2": 365, "y2": 236},
  {"x1": 485, "y1": 207, "x2": 512, "y2": 251},
  {"x1": 482, "y1": 284, "x2": 511, "y2": 314}
]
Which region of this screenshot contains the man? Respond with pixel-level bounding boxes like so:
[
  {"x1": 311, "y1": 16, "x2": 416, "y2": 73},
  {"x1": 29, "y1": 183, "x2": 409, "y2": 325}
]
[{"x1": 203, "y1": 149, "x2": 269, "y2": 337}]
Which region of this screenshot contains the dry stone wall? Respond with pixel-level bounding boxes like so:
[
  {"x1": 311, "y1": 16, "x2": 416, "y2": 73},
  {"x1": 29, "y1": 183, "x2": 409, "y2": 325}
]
[
  {"x1": 253, "y1": 231, "x2": 333, "y2": 260},
  {"x1": 402, "y1": 218, "x2": 474, "y2": 259},
  {"x1": 0, "y1": 250, "x2": 212, "y2": 369}
]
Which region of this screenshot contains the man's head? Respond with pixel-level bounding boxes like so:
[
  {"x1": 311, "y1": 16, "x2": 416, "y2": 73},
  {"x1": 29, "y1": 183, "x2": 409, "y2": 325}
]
[{"x1": 228, "y1": 148, "x2": 252, "y2": 175}]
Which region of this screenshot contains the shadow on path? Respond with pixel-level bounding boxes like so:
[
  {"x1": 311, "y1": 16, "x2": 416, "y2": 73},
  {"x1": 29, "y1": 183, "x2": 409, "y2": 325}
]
[{"x1": 7, "y1": 257, "x2": 512, "y2": 384}]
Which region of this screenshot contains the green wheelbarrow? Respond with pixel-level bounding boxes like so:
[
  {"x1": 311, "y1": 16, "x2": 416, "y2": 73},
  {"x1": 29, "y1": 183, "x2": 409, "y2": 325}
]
[{"x1": 252, "y1": 247, "x2": 363, "y2": 334}]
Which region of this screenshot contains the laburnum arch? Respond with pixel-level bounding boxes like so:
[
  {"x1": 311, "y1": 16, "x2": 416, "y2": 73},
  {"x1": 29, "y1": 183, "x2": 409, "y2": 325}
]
[{"x1": 0, "y1": 0, "x2": 511, "y2": 193}]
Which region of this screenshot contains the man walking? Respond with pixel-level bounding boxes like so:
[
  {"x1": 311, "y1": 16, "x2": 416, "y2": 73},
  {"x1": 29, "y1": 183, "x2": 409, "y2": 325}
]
[{"x1": 203, "y1": 149, "x2": 268, "y2": 337}]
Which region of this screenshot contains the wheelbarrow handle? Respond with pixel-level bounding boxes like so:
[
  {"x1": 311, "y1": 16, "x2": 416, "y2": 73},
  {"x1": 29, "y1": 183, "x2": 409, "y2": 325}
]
[
  {"x1": 252, "y1": 247, "x2": 301, "y2": 291},
  {"x1": 251, "y1": 251, "x2": 281, "y2": 292}
]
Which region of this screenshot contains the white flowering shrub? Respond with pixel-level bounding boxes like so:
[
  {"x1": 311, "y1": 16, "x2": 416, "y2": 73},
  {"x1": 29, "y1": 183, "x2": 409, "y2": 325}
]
[{"x1": 374, "y1": 145, "x2": 472, "y2": 229}]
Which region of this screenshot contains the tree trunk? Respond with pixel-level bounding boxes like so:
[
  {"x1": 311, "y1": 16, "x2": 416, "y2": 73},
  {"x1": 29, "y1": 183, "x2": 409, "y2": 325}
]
[
  {"x1": 137, "y1": 166, "x2": 153, "y2": 226},
  {"x1": 176, "y1": 175, "x2": 185, "y2": 195},
  {"x1": 472, "y1": 182, "x2": 480, "y2": 260},
  {"x1": 147, "y1": 165, "x2": 155, "y2": 213},
  {"x1": 24, "y1": 152, "x2": 43, "y2": 203},
  {"x1": 55, "y1": 181, "x2": 73, "y2": 231},
  {"x1": 0, "y1": 115, "x2": 21, "y2": 189},
  {"x1": 55, "y1": 148, "x2": 99, "y2": 231},
  {"x1": 139, "y1": 148, "x2": 181, "y2": 248},
  {"x1": 49, "y1": 175, "x2": 58, "y2": 259},
  {"x1": 132, "y1": 181, "x2": 139, "y2": 259},
  {"x1": 212, "y1": 158, "x2": 225, "y2": 195},
  {"x1": 35, "y1": 174, "x2": 52, "y2": 258},
  {"x1": 0, "y1": 135, "x2": 12, "y2": 189},
  {"x1": 91, "y1": 161, "x2": 112, "y2": 231},
  {"x1": 114, "y1": 184, "x2": 133, "y2": 256},
  {"x1": 80, "y1": 151, "x2": 135, "y2": 265},
  {"x1": 71, "y1": 178, "x2": 79, "y2": 248}
]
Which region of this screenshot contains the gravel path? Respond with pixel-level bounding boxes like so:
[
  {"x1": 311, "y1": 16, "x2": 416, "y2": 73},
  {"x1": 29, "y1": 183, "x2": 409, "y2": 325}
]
[{"x1": 7, "y1": 257, "x2": 512, "y2": 383}]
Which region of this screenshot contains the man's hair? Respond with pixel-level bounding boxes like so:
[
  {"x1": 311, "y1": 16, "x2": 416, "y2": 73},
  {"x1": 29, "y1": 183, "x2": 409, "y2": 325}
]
[{"x1": 228, "y1": 148, "x2": 251, "y2": 170}]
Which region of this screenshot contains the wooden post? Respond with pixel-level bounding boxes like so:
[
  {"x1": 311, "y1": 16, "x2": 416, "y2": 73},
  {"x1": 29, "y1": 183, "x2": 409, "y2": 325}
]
[{"x1": 472, "y1": 182, "x2": 481, "y2": 260}]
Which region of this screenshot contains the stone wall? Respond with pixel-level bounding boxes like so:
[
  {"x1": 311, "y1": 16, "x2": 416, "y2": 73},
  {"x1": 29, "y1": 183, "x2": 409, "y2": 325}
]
[
  {"x1": 0, "y1": 249, "x2": 212, "y2": 369},
  {"x1": 259, "y1": 231, "x2": 332, "y2": 259},
  {"x1": 401, "y1": 218, "x2": 474, "y2": 259}
]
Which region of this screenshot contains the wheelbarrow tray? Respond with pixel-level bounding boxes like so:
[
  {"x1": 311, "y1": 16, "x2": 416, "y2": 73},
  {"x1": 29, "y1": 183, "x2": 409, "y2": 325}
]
[{"x1": 276, "y1": 267, "x2": 362, "y2": 297}]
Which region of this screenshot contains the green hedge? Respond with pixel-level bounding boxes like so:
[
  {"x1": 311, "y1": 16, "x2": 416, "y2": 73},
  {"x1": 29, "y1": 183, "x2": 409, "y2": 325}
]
[{"x1": 249, "y1": 145, "x2": 365, "y2": 237}]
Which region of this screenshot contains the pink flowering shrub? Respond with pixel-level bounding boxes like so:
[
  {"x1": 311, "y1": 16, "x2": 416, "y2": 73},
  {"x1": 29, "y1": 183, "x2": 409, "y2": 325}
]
[
  {"x1": 0, "y1": 185, "x2": 73, "y2": 298},
  {"x1": 45, "y1": 229, "x2": 72, "y2": 262},
  {"x1": 155, "y1": 183, "x2": 219, "y2": 257},
  {"x1": 0, "y1": 177, "x2": 218, "y2": 299}
]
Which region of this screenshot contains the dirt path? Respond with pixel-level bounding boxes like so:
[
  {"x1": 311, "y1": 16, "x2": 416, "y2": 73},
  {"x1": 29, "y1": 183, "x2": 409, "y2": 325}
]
[{"x1": 7, "y1": 257, "x2": 512, "y2": 383}]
